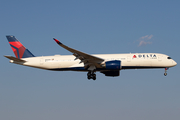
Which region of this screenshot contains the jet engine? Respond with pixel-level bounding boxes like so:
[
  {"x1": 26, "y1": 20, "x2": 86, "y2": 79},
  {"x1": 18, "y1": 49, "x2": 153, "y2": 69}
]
[{"x1": 101, "y1": 60, "x2": 121, "y2": 70}]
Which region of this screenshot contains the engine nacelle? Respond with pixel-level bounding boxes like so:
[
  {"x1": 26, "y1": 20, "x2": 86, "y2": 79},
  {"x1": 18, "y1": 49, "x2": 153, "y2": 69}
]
[
  {"x1": 101, "y1": 70, "x2": 120, "y2": 76},
  {"x1": 102, "y1": 60, "x2": 121, "y2": 70}
]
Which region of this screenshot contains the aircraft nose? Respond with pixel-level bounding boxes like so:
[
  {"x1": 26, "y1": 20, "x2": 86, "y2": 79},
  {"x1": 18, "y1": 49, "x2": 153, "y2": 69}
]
[{"x1": 173, "y1": 60, "x2": 177, "y2": 66}]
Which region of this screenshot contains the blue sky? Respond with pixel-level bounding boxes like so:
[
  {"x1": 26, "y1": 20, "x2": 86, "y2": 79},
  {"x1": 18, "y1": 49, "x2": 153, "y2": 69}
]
[{"x1": 0, "y1": 0, "x2": 180, "y2": 120}]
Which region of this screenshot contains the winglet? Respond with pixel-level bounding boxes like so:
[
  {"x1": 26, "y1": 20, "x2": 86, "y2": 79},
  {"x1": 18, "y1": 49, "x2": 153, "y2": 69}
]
[{"x1": 53, "y1": 38, "x2": 62, "y2": 45}]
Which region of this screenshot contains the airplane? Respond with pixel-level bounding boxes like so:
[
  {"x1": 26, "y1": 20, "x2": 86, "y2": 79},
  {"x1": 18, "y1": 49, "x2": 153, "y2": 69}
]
[{"x1": 4, "y1": 35, "x2": 177, "y2": 80}]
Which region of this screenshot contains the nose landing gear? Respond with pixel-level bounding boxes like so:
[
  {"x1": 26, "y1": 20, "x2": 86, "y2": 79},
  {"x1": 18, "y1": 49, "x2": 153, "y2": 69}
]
[
  {"x1": 87, "y1": 71, "x2": 96, "y2": 80},
  {"x1": 164, "y1": 67, "x2": 169, "y2": 76}
]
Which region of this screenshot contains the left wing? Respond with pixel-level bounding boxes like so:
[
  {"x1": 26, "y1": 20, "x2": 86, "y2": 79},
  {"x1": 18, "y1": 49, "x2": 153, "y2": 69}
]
[{"x1": 53, "y1": 38, "x2": 104, "y2": 70}]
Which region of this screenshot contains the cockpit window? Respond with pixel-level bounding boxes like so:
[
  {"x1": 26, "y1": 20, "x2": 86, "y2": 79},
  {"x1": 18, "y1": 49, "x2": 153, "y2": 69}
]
[{"x1": 167, "y1": 57, "x2": 172, "y2": 59}]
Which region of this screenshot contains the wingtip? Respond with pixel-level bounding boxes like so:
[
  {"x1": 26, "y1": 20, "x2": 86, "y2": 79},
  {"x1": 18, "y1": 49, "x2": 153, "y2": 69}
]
[{"x1": 53, "y1": 38, "x2": 62, "y2": 45}]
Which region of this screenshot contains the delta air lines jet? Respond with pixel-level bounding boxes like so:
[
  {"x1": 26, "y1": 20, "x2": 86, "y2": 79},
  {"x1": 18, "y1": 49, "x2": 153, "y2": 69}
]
[{"x1": 4, "y1": 36, "x2": 177, "y2": 80}]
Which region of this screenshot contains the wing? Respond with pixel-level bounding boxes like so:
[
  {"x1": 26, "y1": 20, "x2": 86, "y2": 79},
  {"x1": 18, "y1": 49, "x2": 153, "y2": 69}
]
[{"x1": 53, "y1": 38, "x2": 104, "y2": 70}]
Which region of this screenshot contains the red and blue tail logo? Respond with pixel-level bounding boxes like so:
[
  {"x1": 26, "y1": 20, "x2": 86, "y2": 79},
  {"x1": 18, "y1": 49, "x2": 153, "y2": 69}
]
[{"x1": 6, "y1": 36, "x2": 35, "y2": 58}]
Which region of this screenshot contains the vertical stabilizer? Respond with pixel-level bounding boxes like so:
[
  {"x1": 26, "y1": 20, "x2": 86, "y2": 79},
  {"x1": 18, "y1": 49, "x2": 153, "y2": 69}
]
[{"x1": 6, "y1": 35, "x2": 35, "y2": 58}]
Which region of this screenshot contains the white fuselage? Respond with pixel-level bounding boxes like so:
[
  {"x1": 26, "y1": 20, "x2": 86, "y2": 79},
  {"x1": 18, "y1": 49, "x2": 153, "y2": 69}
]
[{"x1": 12, "y1": 53, "x2": 177, "y2": 71}]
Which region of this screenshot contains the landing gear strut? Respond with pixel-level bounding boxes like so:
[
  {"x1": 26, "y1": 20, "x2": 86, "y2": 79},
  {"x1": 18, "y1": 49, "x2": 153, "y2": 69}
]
[
  {"x1": 87, "y1": 71, "x2": 96, "y2": 80},
  {"x1": 164, "y1": 67, "x2": 168, "y2": 76}
]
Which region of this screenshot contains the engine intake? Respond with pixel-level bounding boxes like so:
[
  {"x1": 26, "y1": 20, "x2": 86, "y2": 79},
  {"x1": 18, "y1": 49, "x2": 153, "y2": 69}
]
[{"x1": 102, "y1": 60, "x2": 121, "y2": 70}]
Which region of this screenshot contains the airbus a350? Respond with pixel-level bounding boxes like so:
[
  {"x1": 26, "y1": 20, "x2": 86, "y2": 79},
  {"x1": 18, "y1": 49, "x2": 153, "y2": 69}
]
[{"x1": 4, "y1": 36, "x2": 177, "y2": 80}]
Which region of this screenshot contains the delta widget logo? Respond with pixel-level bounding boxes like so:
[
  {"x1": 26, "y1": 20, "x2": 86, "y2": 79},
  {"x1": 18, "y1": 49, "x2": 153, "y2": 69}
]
[{"x1": 132, "y1": 54, "x2": 157, "y2": 59}]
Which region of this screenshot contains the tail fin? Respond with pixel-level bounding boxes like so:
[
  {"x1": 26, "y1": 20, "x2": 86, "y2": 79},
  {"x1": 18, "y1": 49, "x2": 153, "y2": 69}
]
[{"x1": 6, "y1": 35, "x2": 35, "y2": 58}]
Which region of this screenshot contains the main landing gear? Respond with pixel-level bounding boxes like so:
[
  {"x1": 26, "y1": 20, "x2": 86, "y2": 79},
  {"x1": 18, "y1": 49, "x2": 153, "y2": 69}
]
[
  {"x1": 164, "y1": 67, "x2": 169, "y2": 76},
  {"x1": 87, "y1": 71, "x2": 96, "y2": 80}
]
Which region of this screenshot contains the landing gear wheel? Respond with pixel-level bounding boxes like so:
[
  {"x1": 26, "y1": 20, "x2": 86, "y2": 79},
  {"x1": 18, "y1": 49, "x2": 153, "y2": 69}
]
[
  {"x1": 164, "y1": 73, "x2": 167, "y2": 76},
  {"x1": 87, "y1": 71, "x2": 96, "y2": 80},
  {"x1": 92, "y1": 74, "x2": 96, "y2": 80},
  {"x1": 87, "y1": 72, "x2": 91, "y2": 80},
  {"x1": 88, "y1": 76, "x2": 91, "y2": 80}
]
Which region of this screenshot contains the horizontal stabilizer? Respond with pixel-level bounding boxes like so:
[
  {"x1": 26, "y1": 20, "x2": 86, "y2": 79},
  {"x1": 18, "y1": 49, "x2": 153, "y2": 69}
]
[{"x1": 4, "y1": 55, "x2": 26, "y2": 62}]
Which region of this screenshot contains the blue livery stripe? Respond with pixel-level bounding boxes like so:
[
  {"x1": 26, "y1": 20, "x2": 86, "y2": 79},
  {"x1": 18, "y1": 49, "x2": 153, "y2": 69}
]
[
  {"x1": 6, "y1": 36, "x2": 18, "y2": 42},
  {"x1": 10, "y1": 44, "x2": 20, "y2": 59}
]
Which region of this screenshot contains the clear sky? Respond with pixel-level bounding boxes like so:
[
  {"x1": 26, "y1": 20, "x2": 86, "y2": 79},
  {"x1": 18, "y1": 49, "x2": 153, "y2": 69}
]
[{"x1": 0, "y1": 0, "x2": 180, "y2": 120}]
